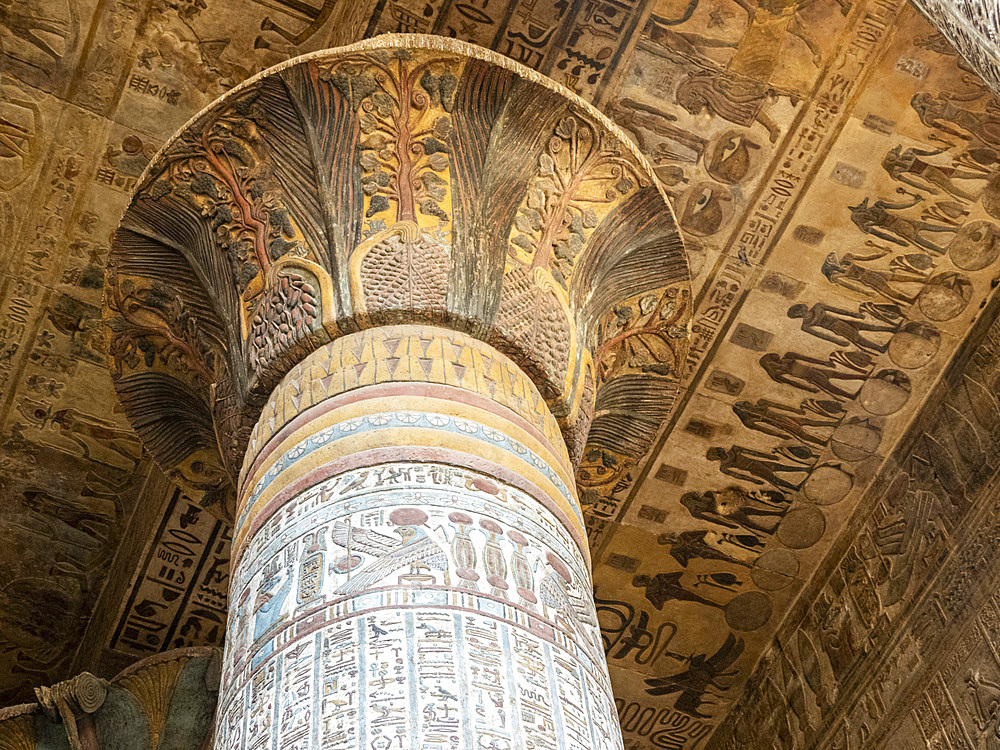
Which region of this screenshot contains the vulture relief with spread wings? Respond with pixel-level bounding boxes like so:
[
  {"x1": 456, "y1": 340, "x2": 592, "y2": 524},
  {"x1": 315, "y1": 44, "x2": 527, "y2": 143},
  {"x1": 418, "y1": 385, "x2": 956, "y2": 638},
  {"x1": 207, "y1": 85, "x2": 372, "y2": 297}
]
[{"x1": 330, "y1": 516, "x2": 448, "y2": 595}]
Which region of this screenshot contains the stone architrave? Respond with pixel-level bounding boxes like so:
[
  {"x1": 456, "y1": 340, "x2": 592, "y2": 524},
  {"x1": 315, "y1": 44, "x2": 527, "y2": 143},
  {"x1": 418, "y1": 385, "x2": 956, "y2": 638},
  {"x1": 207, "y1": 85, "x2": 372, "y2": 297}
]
[{"x1": 104, "y1": 35, "x2": 691, "y2": 750}]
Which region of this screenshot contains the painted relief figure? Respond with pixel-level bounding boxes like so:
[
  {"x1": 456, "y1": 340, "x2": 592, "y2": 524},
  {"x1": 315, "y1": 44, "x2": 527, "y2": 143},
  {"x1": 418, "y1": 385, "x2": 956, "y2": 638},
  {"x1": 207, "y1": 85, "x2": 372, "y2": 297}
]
[
  {"x1": 759, "y1": 351, "x2": 868, "y2": 400},
  {"x1": 657, "y1": 528, "x2": 761, "y2": 568},
  {"x1": 787, "y1": 303, "x2": 898, "y2": 352},
  {"x1": 541, "y1": 552, "x2": 603, "y2": 659},
  {"x1": 251, "y1": 563, "x2": 291, "y2": 669},
  {"x1": 609, "y1": 97, "x2": 708, "y2": 163},
  {"x1": 965, "y1": 669, "x2": 1000, "y2": 749},
  {"x1": 255, "y1": 0, "x2": 336, "y2": 46},
  {"x1": 733, "y1": 397, "x2": 842, "y2": 445},
  {"x1": 848, "y1": 195, "x2": 957, "y2": 255},
  {"x1": 911, "y1": 92, "x2": 1000, "y2": 149},
  {"x1": 882, "y1": 144, "x2": 991, "y2": 201},
  {"x1": 643, "y1": 633, "x2": 745, "y2": 718},
  {"x1": 820, "y1": 251, "x2": 929, "y2": 306},
  {"x1": 681, "y1": 486, "x2": 790, "y2": 534},
  {"x1": 330, "y1": 509, "x2": 448, "y2": 595},
  {"x1": 21, "y1": 487, "x2": 114, "y2": 542},
  {"x1": 16, "y1": 399, "x2": 142, "y2": 469},
  {"x1": 632, "y1": 571, "x2": 727, "y2": 611},
  {"x1": 706, "y1": 445, "x2": 812, "y2": 491},
  {"x1": 675, "y1": 70, "x2": 783, "y2": 143},
  {"x1": 0, "y1": 0, "x2": 74, "y2": 68}
]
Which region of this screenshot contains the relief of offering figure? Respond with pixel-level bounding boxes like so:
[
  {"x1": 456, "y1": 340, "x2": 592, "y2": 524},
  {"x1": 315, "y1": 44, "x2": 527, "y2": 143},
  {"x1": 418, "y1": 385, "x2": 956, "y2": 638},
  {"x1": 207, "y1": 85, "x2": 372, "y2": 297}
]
[
  {"x1": 848, "y1": 194, "x2": 957, "y2": 255},
  {"x1": 681, "y1": 486, "x2": 790, "y2": 534},
  {"x1": 911, "y1": 92, "x2": 1000, "y2": 150},
  {"x1": 656, "y1": 529, "x2": 761, "y2": 569},
  {"x1": 759, "y1": 351, "x2": 869, "y2": 400},
  {"x1": 787, "y1": 302, "x2": 899, "y2": 353},
  {"x1": 675, "y1": 69, "x2": 784, "y2": 143},
  {"x1": 706, "y1": 445, "x2": 813, "y2": 492},
  {"x1": 732, "y1": 397, "x2": 842, "y2": 445},
  {"x1": 882, "y1": 144, "x2": 990, "y2": 202},
  {"x1": 820, "y1": 251, "x2": 929, "y2": 306}
]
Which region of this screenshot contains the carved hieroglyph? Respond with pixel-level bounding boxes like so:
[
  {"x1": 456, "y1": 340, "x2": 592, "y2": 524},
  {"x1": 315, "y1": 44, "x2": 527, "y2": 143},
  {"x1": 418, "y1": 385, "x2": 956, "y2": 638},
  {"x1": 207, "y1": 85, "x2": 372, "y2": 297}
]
[
  {"x1": 219, "y1": 326, "x2": 621, "y2": 749},
  {"x1": 8, "y1": 0, "x2": 1000, "y2": 744}
]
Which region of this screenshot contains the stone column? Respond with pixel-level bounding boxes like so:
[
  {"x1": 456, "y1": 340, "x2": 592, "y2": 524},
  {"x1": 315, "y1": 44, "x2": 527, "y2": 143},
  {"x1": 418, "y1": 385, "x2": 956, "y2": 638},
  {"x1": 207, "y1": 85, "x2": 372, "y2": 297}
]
[
  {"x1": 909, "y1": 0, "x2": 1000, "y2": 99},
  {"x1": 104, "y1": 34, "x2": 691, "y2": 750},
  {"x1": 218, "y1": 325, "x2": 615, "y2": 749}
]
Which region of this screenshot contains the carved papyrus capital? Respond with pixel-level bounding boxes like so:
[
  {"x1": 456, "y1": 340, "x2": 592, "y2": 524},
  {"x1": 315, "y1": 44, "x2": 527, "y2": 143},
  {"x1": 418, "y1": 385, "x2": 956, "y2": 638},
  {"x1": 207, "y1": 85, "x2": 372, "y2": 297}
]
[
  {"x1": 105, "y1": 35, "x2": 691, "y2": 518},
  {"x1": 1, "y1": 649, "x2": 220, "y2": 750}
]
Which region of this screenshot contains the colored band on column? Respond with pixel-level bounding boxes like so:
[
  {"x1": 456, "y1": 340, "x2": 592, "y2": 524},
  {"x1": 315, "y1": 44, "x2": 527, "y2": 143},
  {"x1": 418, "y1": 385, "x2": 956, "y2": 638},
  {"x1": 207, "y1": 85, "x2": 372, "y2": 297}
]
[{"x1": 237, "y1": 326, "x2": 588, "y2": 568}]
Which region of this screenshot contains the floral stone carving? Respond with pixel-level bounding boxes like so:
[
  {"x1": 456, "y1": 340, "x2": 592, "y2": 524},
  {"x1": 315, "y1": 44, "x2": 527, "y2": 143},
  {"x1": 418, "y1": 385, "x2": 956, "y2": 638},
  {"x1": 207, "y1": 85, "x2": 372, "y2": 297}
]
[{"x1": 104, "y1": 34, "x2": 691, "y2": 519}]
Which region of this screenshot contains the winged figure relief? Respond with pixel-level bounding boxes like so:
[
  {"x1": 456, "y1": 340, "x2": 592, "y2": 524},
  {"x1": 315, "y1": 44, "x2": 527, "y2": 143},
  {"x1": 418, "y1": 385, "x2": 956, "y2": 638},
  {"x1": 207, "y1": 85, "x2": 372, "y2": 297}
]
[
  {"x1": 331, "y1": 509, "x2": 448, "y2": 595},
  {"x1": 539, "y1": 552, "x2": 602, "y2": 658},
  {"x1": 643, "y1": 633, "x2": 745, "y2": 719}
]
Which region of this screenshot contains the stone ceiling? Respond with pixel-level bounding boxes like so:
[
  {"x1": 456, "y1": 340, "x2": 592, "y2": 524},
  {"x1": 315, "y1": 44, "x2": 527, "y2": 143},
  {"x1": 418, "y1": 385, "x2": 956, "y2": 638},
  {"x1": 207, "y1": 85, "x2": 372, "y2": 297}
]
[{"x1": 3, "y1": 0, "x2": 1000, "y2": 747}]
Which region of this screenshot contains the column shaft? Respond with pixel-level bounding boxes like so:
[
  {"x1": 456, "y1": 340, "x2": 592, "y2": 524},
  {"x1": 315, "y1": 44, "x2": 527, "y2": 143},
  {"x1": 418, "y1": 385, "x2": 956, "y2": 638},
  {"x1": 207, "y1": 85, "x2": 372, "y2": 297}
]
[{"x1": 216, "y1": 325, "x2": 622, "y2": 750}]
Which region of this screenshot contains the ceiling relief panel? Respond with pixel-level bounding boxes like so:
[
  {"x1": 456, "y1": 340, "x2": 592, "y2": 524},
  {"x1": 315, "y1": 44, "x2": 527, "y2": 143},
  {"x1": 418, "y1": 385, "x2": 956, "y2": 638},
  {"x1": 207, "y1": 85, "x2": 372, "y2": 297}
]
[
  {"x1": 591, "y1": 2, "x2": 1000, "y2": 745},
  {"x1": 2, "y1": 0, "x2": 1000, "y2": 747},
  {"x1": 709, "y1": 285, "x2": 1000, "y2": 748}
]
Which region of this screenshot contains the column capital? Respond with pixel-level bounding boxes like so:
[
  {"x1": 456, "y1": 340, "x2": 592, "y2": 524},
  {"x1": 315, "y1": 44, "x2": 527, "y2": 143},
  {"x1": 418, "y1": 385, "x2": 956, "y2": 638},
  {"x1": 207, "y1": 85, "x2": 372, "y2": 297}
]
[
  {"x1": 105, "y1": 34, "x2": 691, "y2": 518},
  {"x1": 0, "y1": 649, "x2": 219, "y2": 750}
]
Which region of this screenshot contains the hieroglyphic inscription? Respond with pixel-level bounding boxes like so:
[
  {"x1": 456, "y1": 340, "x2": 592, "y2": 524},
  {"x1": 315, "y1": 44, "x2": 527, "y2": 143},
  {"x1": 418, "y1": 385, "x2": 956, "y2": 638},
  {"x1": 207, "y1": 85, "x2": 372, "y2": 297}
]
[
  {"x1": 586, "y1": 0, "x2": 906, "y2": 548},
  {"x1": 219, "y1": 462, "x2": 621, "y2": 750},
  {"x1": 111, "y1": 488, "x2": 231, "y2": 656},
  {"x1": 617, "y1": 699, "x2": 713, "y2": 750},
  {"x1": 365, "y1": 0, "x2": 648, "y2": 101},
  {"x1": 709, "y1": 290, "x2": 1000, "y2": 748}
]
